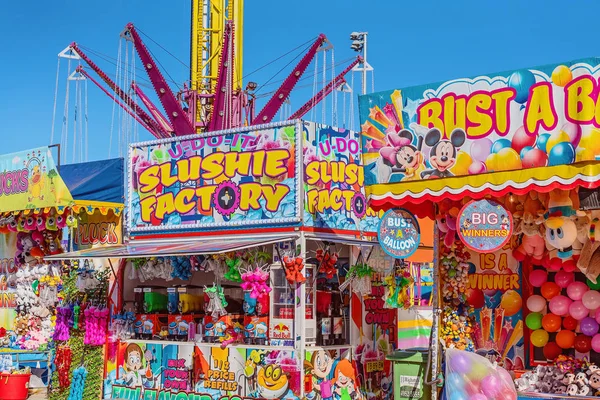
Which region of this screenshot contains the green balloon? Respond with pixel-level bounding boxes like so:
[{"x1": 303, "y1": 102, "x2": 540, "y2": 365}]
[
  {"x1": 526, "y1": 312, "x2": 543, "y2": 330},
  {"x1": 587, "y1": 278, "x2": 600, "y2": 290}
]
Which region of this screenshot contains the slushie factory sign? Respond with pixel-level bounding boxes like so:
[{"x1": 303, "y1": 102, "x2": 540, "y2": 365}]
[
  {"x1": 378, "y1": 209, "x2": 420, "y2": 259},
  {"x1": 458, "y1": 199, "x2": 512, "y2": 252}
]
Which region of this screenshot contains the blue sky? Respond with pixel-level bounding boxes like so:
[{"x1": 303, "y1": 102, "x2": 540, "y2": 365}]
[{"x1": 1, "y1": 0, "x2": 599, "y2": 162}]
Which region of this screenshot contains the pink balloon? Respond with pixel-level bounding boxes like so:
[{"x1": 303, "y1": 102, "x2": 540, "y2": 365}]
[
  {"x1": 470, "y1": 138, "x2": 493, "y2": 162},
  {"x1": 555, "y1": 271, "x2": 575, "y2": 289},
  {"x1": 569, "y1": 300, "x2": 590, "y2": 320},
  {"x1": 529, "y1": 270, "x2": 548, "y2": 287},
  {"x1": 469, "y1": 394, "x2": 487, "y2": 400},
  {"x1": 549, "y1": 295, "x2": 572, "y2": 316},
  {"x1": 512, "y1": 126, "x2": 537, "y2": 154},
  {"x1": 527, "y1": 295, "x2": 547, "y2": 313},
  {"x1": 583, "y1": 290, "x2": 600, "y2": 311},
  {"x1": 592, "y1": 334, "x2": 600, "y2": 353},
  {"x1": 481, "y1": 375, "x2": 501, "y2": 398},
  {"x1": 468, "y1": 160, "x2": 487, "y2": 175},
  {"x1": 562, "y1": 121, "x2": 582, "y2": 148},
  {"x1": 567, "y1": 281, "x2": 590, "y2": 301},
  {"x1": 595, "y1": 308, "x2": 600, "y2": 324}
]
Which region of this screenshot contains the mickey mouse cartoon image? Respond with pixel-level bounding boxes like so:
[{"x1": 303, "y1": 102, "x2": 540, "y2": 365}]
[
  {"x1": 420, "y1": 127, "x2": 466, "y2": 179},
  {"x1": 379, "y1": 129, "x2": 425, "y2": 181}
]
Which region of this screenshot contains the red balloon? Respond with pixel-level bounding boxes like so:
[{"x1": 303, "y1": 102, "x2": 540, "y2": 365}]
[
  {"x1": 512, "y1": 126, "x2": 537, "y2": 154},
  {"x1": 541, "y1": 282, "x2": 561, "y2": 300},
  {"x1": 574, "y1": 334, "x2": 592, "y2": 353},
  {"x1": 466, "y1": 288, "x2": 485, "y2": 309},
  {"x1": 522, "y1": 148, "x2": 548, "y2": 168},
  {"x1": 543, "y1": 341, "x2": 562, "y2": 360},
  {"x1": 563, "y1": 316, "x2": 578, "y2": 330}
]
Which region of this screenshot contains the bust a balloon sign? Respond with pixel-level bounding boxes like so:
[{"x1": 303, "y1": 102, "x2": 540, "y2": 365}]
[
  {"x1": 378, "y1": 208, "x2": 420, "y2": 259},
  {"x1": 458, "y1": 199, "x2": 513, "y2": 253}
]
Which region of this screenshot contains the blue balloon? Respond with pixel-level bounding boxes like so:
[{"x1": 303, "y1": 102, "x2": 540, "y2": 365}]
[
  {"x1": 536, "y1": 133, "x2": 551, "y2": 153},
  {"x1": 446, "y1": 373, "x2": 464, "y2": 389},
  {"x1": 491, "y1": 139, "x2": 511, "y2": 154},
  {"x1": 520, "y1": 146, "x2": 534, "y2": 158},
  {"x1": 548, "y1": 142, "x2": 575, "y2": 166},
  {"x1": 467, "y1": 262, "x2": 477, "y2": 274},
  {"x1": 447, "y1": 390, "x2": 469, "y2": 400},
  {"x1": 508, "y1": 70, "x2": 536, "y2": 104}
]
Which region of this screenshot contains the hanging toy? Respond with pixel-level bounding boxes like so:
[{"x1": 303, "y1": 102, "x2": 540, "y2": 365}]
[
  {"x1": 282, "y1": 255, "x2": 306, "y2": 284},
  {"x1": 316, "y1": 247, "x2": 338, "y2": 279},
  {"x1": 23, "y1": 214, "x2": 37, "y2": 231},
  {"x1": 339, "y1": 262, "x2": 374, "y2": 296},
  {"x1": 56, "y1": 346, "x2": 73, "y2": 388},
  {"x1": 224, "y1": 256, "x2": 243, "y2": 282},
  {"x1": 437, "y1": 204, "x2": 460, "y2": 248},
  {"x1": 240, "y1": 266, "x2": 272, "y2": 299},
  {"x1": 67, "y1": 365, "x2": 88, "y2": 400},
  {"x1": 383, "y1": 260, "x2": 414, "y2": 309},
  {"x1": 204, "y1": 285, "x2": 228, "y2": 318},
  {"x1": 169, "y1": 256, "x2": 193, "y2": 280},
  {"x1": 53, "y1": 306, "x2": 71, "y2": 341}
]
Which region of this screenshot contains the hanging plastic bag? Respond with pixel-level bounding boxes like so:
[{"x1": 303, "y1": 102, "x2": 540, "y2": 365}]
[{"x1": 444, "y1": 348, "x2": 517, "y2": 400}]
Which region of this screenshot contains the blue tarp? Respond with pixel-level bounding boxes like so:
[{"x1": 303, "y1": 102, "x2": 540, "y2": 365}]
[{"x1": 58, "y1": 158, "x2": 124, "y2": 204}]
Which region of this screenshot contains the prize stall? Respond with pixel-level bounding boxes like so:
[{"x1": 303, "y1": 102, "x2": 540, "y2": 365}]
[
  {"x1": 0, "y1": 147, "x2": 124, "y2": 399},
  {"x1": 359, "y1": 57, "x2": 600, "y2": 399},
  {"x1": 47, "y1": 120, "x2": 433, "y2": 400}
]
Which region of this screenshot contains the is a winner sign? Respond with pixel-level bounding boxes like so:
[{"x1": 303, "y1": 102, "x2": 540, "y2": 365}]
[
  {"x1": 458, "y1": 199, "x2": 512, "y2": 253},
  {"x1": 378, "y1": 209, "x2": 420, "y2": 259}
]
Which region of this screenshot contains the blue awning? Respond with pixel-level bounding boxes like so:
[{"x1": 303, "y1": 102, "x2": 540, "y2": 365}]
[{"x1": 58, "y1": 158, "x2": 124, "y2": 204}]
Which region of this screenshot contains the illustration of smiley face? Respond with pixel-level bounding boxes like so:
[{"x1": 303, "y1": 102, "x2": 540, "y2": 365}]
[{"x1": 257, "y1": 364, "x2": 289, "y2": 399}]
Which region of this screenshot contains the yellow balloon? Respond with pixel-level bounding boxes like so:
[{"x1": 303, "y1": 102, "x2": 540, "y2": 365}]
[
  {"x1": 450, "y1": 150, "x2": 472, "y2": 176},
  {"x1": 551, "y1": 65, "x2": 573, "y2": 87},
  {"x1": 546, "y1": 130, "x2": 571, "y2": 153},
  {"x1": 576, "y1": 148, "x2": 595, "y2": 162},
  {"x1": 485, "y1": 153, "x2": 498, "y2": 172},
  {"x1": 579, "y1": 128, "x2": 600, "y2": 155},
  {"x1": 530, "y1": 329, "x2": 549, "y2": 348},
  {"x1": 495, "y1": 148, "x2": 522, "y2": 171}
]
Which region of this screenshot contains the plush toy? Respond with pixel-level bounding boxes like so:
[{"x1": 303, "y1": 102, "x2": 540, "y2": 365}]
[
  {"x1": 0, "y1": 220, "x2": 9, "y2": 234},
  {"x1": 240, "y1": 267, "x2": 271, "y2": 300},
  {"x1": 23, "y1": 214, "x2": 37, "y2": 231},
  {"x1": 282, "y1": 255, "x2": 306, "y2": 284},
  {"x1": 437, "y1": 207, "x2": 459, "y2": 248},
  {"x1": 56, "y1": 213, "x2": 68, "y2": 230},
  {"x1": 513, "y1": 210, "x2": 546, "y2": 262},
  {"x1": 16, "y1": 215, "x2": 27, "y2": 232},
  {"x1": 316, "y1": 248, "x2": 338, "y2": 279},
  {"x1": 35, "y1": 213, "x2": 46, "y2": 231},
  {"x1": 7, "y1": 217, "x2": 18, "y2": 232}
]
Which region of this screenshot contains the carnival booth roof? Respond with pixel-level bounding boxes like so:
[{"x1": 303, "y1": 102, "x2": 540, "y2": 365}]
[{"x1": 58, "y1": 158, "x2": 124, "y2": 204}]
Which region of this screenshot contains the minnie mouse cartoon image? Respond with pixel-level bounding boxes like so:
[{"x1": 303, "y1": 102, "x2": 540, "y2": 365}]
[
  {"x1": 379, "y1": 129, "x2": 425, "y2": 181},
  {"x1": 420, "y1": 127, "x2": 466, "y2": 179}
]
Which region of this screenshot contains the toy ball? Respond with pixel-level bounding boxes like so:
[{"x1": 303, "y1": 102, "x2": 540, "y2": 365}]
[
  {"x1": 556, "y1": 329, "x2": 575, "y2": 349},
  {"x1": 500, "y1": 290, "x2": 522, "y2": 316},
  {"x1": 548, "y1": 142, "x2": 575, "y2": 166},
  {"x1": 536, "y1": 133, "x2": 551, "y2": 153},
  {"x1": 588, "y1": 278, "x2": 600, "y2": 290},
  {"x1": 466, "y1": 288, "x2": 485, "y2": 309},
  {"x1": 577, "y1": 148, "x2": 595, "y2": 162},
  {"x1": 447, "y1": 391, "x2": 468, "y2": 400},
  {"x1": 551, "y1": 65, "x2": 573, "y2": 87},
  {"x1": 541, "y1": 313, "x2": 561, "y2": 332},
  {"x1": 468, "y1": 160, "x2": 487, "y2": 175},
  {"x1": 541, "y1": 281, "x2": 561, "y2": 300},
  {"x1": 569, "y1": 300, "x2": 589, "y2": 320},
  {"x1": 530, "y1": 329, "x2": 549, "y2": 347},
  {"x1": 525, "y1": 312, "x2": 543, "y2": 330},
  {"x1": 449, "y1": 353, "x2": 471, "y2": 374},
  {"x1": 469, "y1": 138, "x2": 493, "y2": 162},
  {"x1": 520, "y1": 146, "x2": 534, "y2": 159},
  {"x1": 527, "y1": 295, "x2": 546, "y2": 313},
  {"x1": 468, "y1": 394, "x2": 486, "y2": 400},
  {"x1": 567, "y1": 281, "x2": 589, "y2": 301},
  {"x1": 529, "y1": 269, "x2": 547, "y2": 287},
  {"x1": 511, "y1": 126, "x2": 537, "y2": 154},
  {"x1": 492, "y1": 138, "x2": 512, "y2": 154},
  {"x1": 555, "y1": 270, "x2": 575, "y2": 289},
  {"x1": 580, "y1": 317, "x2": 599, "y2": 336},
  {"x1": 561, "y1": 122, "x2": 582, "y2": 147},
  {"x1": 546, "y1": 130, "x2": 571, "y2": 153},
  {"x1": 592, "y1": 334, "x2": 600, "y2": 353},
  {"x1": 485, "y1": 153, "x2": 499, "y2": 172},
  {"x1": 574, "y1": 334, "x2": 592, "y2": 353},
  {"x1": 548, "y1": 295, "x2": 572, "y2": 316},
  {"x1": 495, "y1": 147, "x2": 522, "y2": 171},
  {"x1": 583, "y1": 290, "x2": 600, "y2": 311},
  {"x1": 579, "y1": 128, "x2": 600, "y2": 156},
  {"x1": 543, "y1": 341, "x2": 562, "y2": 360},
  {"x1": 481, "y1": 375, "x2": 501, "y2": 398},
  {"x1": 451, "y1": 151, "x2": 472, "y2": 176},
  {"x1": 467, "y1": 363, "x2": 488, "y2": 381},
  {"x1": 522, "y1": 148, "x2": 548, "y2": 168},
  {"x1": 508, "y1": 70, "x2": 536, "y2": 104},
  {"x1": 563, "y1": 315, "x2": 578, "y2": 331}
]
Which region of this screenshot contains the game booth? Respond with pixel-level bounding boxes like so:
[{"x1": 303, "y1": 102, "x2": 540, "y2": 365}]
[
  {"x1": 359, "y1": 57, "x2": 600, "y2": 399},
  {"x1": 0, "y1": 148, "x2": 124, "y2": 400},
  {"x1": 45, "y1": 120, "x2": 435, "y2": 400}
]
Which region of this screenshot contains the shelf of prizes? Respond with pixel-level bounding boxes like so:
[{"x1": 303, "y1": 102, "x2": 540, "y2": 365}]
[
  {"x1": 358, "y1": 56, "x2": 600, "y2": 399},
  {"x1": 48, "y1": 120, "x2": 435, "y2": 400},
  {"x1": 0, "y1": 146, "x2": 125, "y2": 399}
]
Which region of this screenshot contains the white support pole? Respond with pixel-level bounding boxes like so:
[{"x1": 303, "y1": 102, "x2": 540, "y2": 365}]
[{"x1": 362, "y1": 33, "x2": 367, "y2": 96}]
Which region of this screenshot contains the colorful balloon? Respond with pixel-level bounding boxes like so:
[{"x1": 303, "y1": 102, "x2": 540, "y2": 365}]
[
  {"x1": 546, "y1": 130, "x2": 571, "y2": 153},
  {"x1": 522, "y1": 148, "x2": 548, "y2": 168},
  {"x1": 556, "y1": 330, "x2": 575, "y2": 349},
  {"x1": 569, "y1": 300, "x2": 589, "y2": 320},
  {"x1": 576, "y1": 148, "x2": 595, "y2": 162},
  {"x1": 531, "y1": 329, "x2": 549, "y2": 347},
  {"x1": 492, "y1": 139, "x2": 512, "y2": 154},
  {"x1": 529, "y1": 269, "x2": 547, "y2": 287},
  {"x1": 466, "y1": 288, "x2": 485, "y2": 309},
  {"x1": 542, "y1": 313, "x2": 561, "y2": 332},
  {"x1": 520, "y1": 146, "x2": 534, "y2": 158},
  {"x1": 548, "y1": 142, "x2": 575, "y2": 166},
  {"x1": 541, "y1": 282, "x2": 561, "y2": 300},
  {"x1": 580, "y1": 317, "x2": 600, "y2": 336},
  {"x1": 526, "y1": 312, "x2": 543, "y2": 330},
  {"x1": 508, "y1": 70, "x2": 536, "y2": 104},
  {"x1": 561, "y1": 122, "x2": 582, "y2": 148},
  {"x1": 468, "y1": 160, "x2": 487, "y2": 175},
  {"x1": 574, "y1": 334, "x2": 592, "y2": 353},
  {"x1": 583, "y1": 290, "x2": 600, "y2": 311},
  {"x1": 449, "y1": 353, "x2": 471, "y2": 374},
  {"x1": 468, "y1": 394, "x2": 486, "y2": 400},
  {"x1": 500, "y1": 290, "x2": 522, "y2": 316},
  {"x1": 536, "y1": 133, "x2": 551, "y2": 153},
  {"x1": 592, "y1": 334, "x2": 600, "y2": 353},
  {"x1": 469, "y1": 138, "x2": 493, "y2": 162},
  {"x1": 496, "y1": 147, "x2": 522, "y2": 171},
  {"x1": 579, "y1": 128, "x2": 600, "y2": 156},
  {"x1": 555, "y1": 270, "x2": 574, "y2": 289},
  {"x1": 549, "y1": 295, "x2": 572, "y2": 316},
  {"x1": 481, "y1": 375, "x2": 501, "y2": 398},
  {"x1": 551, "y1": 65, "x2": 573, "y2": 87},
  {"x1": 511, "y1": 126, "x2": 537, "y2": 154},
  {"x1": 563, "y1": 315, "x2": 578, "y2": 330},
  {"x1": 527, "y1": 295, "x2": 547, "y2": 313},
  {"x1": 485, "y1": 153, "x2": 499, "y2": 172},
  {"x1": 543, "y1": 342, "x2": 562, "y2": 360},
  {"x1": 451, "y1": 151, "x2": 472, "y2": 176},
  {"x1": 567, "y1": 281, "x2": 589, "y2": 301}
]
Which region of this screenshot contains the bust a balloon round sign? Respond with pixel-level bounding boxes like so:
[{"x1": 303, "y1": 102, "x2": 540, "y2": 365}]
[
  {"x1": 378, "y1": 209, "x2": 420, "y2": 259},
  {"x1": 457, "y1": 199, "x2": 513, "y2": 253}
]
